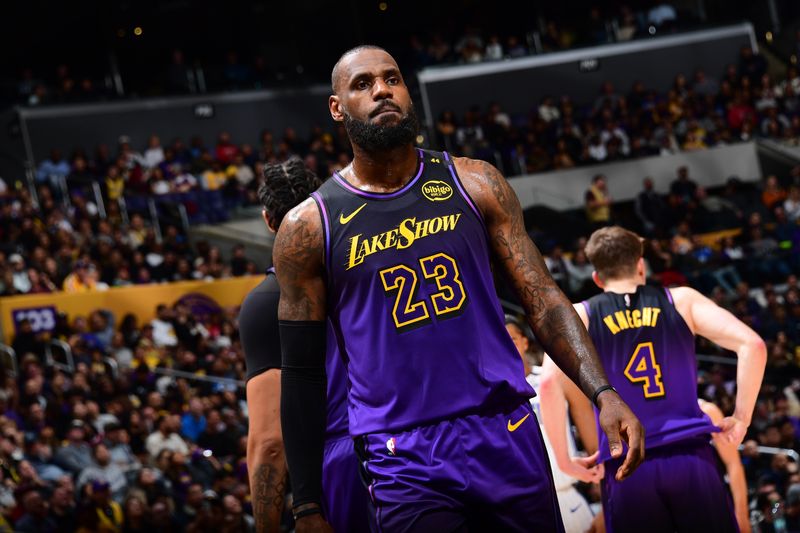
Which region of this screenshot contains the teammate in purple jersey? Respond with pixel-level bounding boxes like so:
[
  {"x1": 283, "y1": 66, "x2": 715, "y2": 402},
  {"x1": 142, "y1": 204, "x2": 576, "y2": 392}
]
[
  {"x1": 274, "y1": 46, "x2": 644, "y2": 532},
  {"x1": 240, "y1": 157, "x2": 368, "y2": 533},
  {"x1": 542, "y1": 226, "x2": 766, "y2": 533}
]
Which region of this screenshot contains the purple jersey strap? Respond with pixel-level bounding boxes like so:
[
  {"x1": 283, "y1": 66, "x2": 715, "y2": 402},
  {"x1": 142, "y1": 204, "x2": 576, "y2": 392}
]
[
  {"x1": 664, "y1": 287, "x2": 674, "y2": 305},
  {"x1": 310, "y1": 191, "x2": 331, "y2": 283},
  {"x1": 581, "y1": 300, "x2": 592, "y2": 318}
]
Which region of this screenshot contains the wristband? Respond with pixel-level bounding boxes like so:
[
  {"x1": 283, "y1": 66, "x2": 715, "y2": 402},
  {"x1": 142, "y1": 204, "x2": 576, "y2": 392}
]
[
  {"x1": 592, "y1": 384, "x2": 617, "y2": 406},
  {"x1": 293, "y1": 506, "x2": 322, "y2": 521}
]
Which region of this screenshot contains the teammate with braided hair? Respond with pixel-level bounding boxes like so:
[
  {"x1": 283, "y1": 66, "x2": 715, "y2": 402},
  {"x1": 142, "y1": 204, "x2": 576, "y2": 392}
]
[{"x1": 240, "y1": 156, "x2": 368, "y2": 532}]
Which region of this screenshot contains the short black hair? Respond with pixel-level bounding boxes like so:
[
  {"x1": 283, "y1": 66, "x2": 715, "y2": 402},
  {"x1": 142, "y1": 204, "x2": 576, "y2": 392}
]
[
  {"x1": 257, "y1": 156, "x2": 322, "y2": 229},
  {"x1": 331, "y1": 44, "x2": 389, "y2": 92}
]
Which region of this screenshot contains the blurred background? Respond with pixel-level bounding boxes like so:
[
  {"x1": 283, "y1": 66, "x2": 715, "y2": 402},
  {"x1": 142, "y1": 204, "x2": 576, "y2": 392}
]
[{"x1": 1, "y1": 0, "x2": 800, "y2": 531}]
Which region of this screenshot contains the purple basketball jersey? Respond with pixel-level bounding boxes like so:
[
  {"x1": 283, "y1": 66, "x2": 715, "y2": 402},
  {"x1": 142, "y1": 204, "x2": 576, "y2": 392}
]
[
  {"x1": 312, "y1": 149, "x2": 534, "y2": 436},
  {"x1": 583, "y1": 286, "x2": 718, "y2": 462},
  {"x1": 325, "y1": 322, "x2": 349, "y2": 439}
]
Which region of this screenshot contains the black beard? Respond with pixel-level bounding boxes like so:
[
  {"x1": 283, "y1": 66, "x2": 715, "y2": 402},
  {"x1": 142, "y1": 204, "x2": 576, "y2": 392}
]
[{"x1": 344, "y1": 106, "x2": 419, "y2": 152}]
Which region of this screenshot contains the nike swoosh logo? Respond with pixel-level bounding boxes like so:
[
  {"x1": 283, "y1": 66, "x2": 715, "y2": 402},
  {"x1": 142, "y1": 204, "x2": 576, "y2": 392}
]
[
  {"x1": 339, "y1": 203, "x2": 367, "y2": 225},
  {"x1": 570, "y1": 504, "x2": 581, "y2": 513},
  {"x1": 507, "y1": 413, "x2": 530, "y2": 432}
]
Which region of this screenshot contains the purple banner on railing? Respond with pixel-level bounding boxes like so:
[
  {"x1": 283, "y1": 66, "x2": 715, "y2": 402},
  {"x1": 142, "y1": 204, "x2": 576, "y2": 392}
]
[{"x1": 11, "y1": 306, "x2": 57, "y2": 334}]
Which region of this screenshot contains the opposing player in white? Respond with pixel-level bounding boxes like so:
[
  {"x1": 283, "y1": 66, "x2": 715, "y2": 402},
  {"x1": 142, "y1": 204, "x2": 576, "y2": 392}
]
[{"x1": 506, "y1": 317, "x2": 598, "y2": 533}]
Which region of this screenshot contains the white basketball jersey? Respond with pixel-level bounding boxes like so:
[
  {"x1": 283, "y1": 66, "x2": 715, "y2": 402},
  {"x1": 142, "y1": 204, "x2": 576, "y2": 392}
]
[{"x1": 527, "y1": 366, "x2": 579, "y2": 491}]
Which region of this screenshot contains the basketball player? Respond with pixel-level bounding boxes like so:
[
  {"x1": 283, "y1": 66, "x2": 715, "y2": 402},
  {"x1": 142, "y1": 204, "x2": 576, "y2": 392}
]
[
  {"x1": 698, "y1": 399, "x2": 751, "y2": 533},
  {"x1": 546, "y1": 390, "x2": 753, "y2": 532},
  {"x1": 274, "y1": 46, "x2": 644, "y2": 532},
  {"x1": 506, "y1": 316, "x2": 598, "y2": 533},
  {"x1": 240, "y1": 157, "x2": 368, "y2": 532},
  {"x1": 543, "y1": 226, "x2": 765, "y2": 532}
]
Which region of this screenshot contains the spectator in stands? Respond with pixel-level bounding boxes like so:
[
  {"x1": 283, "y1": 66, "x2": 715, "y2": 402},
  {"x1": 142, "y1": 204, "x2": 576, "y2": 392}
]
[
  {"x1": 455, "y1": 108, "x2": 484, "y2": 153},
  {"x1": 585, "y1": 174, "x2": 612, "y2": 228},
  {"x1": 214, "y1": 132, "x2": 239, "y2": 165},
  {"x1": 15, "y1": 489, "x2": 56, "y2": 532},
  {"x1": 76, "y1": 443, "x2": 127, "y2": 502},
  {"x1": 226, "y1": 153, "x2": 254, "y2": 188},
  {"x1": 634, "y1": 177, "x2": 668, "y2": 236},
  {"x1": 104, "y1": 165, "x2": 125, "y2": 202},
  {"x1": 587, "y1": 134, "x2": 607, "y2": 162},
  {"x1": 506, "y1": 35, "x2": 527, "y2": 58},
  {"x1": 197, "y1": 410, "x2": 238, "y2": 459},
  {"x1": 222, "y1": 493, "x2": 255, "y2": 531},
  {"x1": 49, "y1": 484, "x2": 76, "y2": 531},
  {"x1": 150, "y1": 304, "x2": 177, "y2": 348},
  {"x1": 670, "y1": 165, "x2": 698, "y2": 205},
  {"x1": 785, "y1": 186, "x2": 800, "y2": 221},
  {"x1": 143, "y1": 135, "x2": 165, "y2": 169},
  {"x1": 103, "y1": 423, "x2": 139, "y2": 472},
  {"x1": 8, "y1": 254, "x2": 31, "y2": 294},
  {"x1": 538, "y1": 96, "x2": 560, "y2": 123},
  {"x1": 166, "y1": 49, "x2": 193, "y2": 94},
  {"x1": 62, "y1": 260, "x2": 98, "y2": 293},
  {"x1": 181, "y1": 398, "x2": 207, "y2": 443},
  {"x1": 53, "y1": 420, "x2": 94, "y2": 475},
  {"x1": 201, "y1": 161, "x2": 227, "y2": 191},
  {"x1": 739, "y1": 46, "x2": 768, "y2": 85},
  {"x1": 763, "y1": 175, "x2": 788, "y2": 210},
  {"x1": 564, "y1": 249, "x2": 595, "y2": 299},
  {"x1": 77, "y1": 479, "x2": 124, "y2": 532},
  {"x1": 27, "y1": 269, "x2": 55, "y2": 294},
  {"x1": 121, "y1": 494, "x2": 148, "y2": 533},
  {"x1": 616, "y1": 8, "x2": 639, "y2": 41},
  {"x1": 229, "y1": 244, "x2": 248, "y2": 277},
  {"x1": 149, "y1": 167, "x2": 171, "y2": 195},
  {"x1": 484, "y1": 35, "x2": 503, "y2": 61},
  {"x1": 552, "y1": 139, "x2": 576, "y2": 169},
  {"x1": 35, "y1": 149, "x2": 70, "y2": 188},
  {"x1": 145, "y1": 415, "x2": 188, "y2": 459}
]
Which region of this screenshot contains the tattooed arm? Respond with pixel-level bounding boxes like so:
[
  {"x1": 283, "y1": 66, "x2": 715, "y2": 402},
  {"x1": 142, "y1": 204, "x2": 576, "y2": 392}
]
[
  {"x1": 273, "y1": 199, "x2": 332, "y2": 532},
  {"x1": 454, "y1": 157, "x2": 645, "y2": 480},
  {"x1": 246, "y1": 370, "x2": 287, "y2": 533}
]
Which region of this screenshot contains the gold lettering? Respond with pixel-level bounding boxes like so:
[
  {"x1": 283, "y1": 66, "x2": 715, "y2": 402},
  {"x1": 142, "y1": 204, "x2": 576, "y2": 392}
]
[
  {"x1": 632, "y1": 309, "x2": 642, "y2": 328},
  {"x1": 347, "y1": 234, "x2": 363, "y2": 269},
  {"x1": 397, "y1": 218, "x2": 416, "y2": 249},
  {"x1": 441, "y1": 214, "x2": 461, "y2": 231},
  {"x1": 603, "y1": 315, "x2": 621, "y2": 335},
  {"x1": 625, "y1": 310, "x2": 634, "y2": 329},
  {"x1": 357, "y1": 238, "x2": 372, "y2": 262},
  {"x1": 345, "y1": 213, "x2": 462, "y2": 269},
  {"x1": 614, "y1": 311, "x2": 629, "y2": 330},
  {"x1": 371, "y1": 233, "x2": 387, "y2": 252},
  {"x1": 650, "y1": 308, "x2": 661, "y2": 328},
  {"x1": 642, "y1": 307, "x2": 652, "y2": 327},
  {"x1": 415, "y1": 218, "x2": 430, "y2": 239},
  {"x1": 384, "y1": 229, "x2": 397, "y2": 249}
]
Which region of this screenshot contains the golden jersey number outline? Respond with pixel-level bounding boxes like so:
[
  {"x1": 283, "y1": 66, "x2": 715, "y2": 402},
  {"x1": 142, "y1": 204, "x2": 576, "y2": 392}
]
[
  {"x1": 623, "y1": 341, "x2": 665, "y2": 398},
  {"x1": 379, "y1": 252, "x2": 467, "y2": 332}
]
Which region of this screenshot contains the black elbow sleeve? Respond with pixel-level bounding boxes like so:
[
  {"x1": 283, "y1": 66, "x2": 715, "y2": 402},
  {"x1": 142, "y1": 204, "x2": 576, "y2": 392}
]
[{"x1": 279, "y1": 320, "x2": 327, "y2": 508}]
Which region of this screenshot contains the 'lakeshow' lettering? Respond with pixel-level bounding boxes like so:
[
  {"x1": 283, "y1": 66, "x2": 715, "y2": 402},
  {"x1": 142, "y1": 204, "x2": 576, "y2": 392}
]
[{"x1": 346, "y1": 214, "x2": 462, "y2": 269}]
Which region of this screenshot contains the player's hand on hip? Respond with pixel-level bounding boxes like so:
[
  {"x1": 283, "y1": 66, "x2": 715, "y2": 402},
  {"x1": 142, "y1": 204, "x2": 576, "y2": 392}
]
[
  {"x1": 566, "y1": 451, "x2": 603, "y2": 484},
  {"x1": 597, "y1": 391, "x2": 645, "y2": 481},
  {"x1": 295, "y1": 513, "x2": 334, "y2": 533},
  {"x1": 718, "y1": 416, "x2": 747, "y2": 446}
]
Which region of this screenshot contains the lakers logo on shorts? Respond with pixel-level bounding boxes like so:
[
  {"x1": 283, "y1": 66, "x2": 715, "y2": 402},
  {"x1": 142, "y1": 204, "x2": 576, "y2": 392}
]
[{"x1": 421, "y1": 180, "x2": 453, "y2": 202}]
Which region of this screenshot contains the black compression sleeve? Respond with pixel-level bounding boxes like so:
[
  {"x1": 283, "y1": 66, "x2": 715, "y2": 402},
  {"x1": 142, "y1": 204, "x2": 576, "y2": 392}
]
[{"x1": 279, "y1": 320, "x2": 327, "y2": 509}]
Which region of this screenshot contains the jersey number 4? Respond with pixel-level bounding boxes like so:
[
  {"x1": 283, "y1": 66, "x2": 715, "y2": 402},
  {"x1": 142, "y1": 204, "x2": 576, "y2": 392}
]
[
  {"x1": 624, "y1": 342, "x2": 665, "y2": 398},
  {"x1": 379, "y1": 252, "x2": 467, "y2": 332}
]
